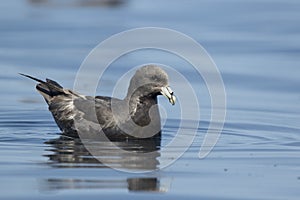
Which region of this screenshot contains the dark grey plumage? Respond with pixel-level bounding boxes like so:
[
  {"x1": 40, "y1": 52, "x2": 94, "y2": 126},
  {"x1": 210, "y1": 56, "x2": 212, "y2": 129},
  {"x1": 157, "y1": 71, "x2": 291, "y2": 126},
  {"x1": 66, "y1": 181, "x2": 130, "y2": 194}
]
[{"x1": 20, "y1": 65, "x2": 176, "y2": 140}]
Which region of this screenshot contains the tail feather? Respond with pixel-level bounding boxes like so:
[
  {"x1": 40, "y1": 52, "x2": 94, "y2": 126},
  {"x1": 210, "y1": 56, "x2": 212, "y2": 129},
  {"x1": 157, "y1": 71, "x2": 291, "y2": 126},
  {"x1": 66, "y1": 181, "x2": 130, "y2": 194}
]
[
  {"x1": 19, "y1": 73, "x2": 45, "y2": 84},
  {"x1": 20, "y1": 73, "x2": 65, "y2": 103}
]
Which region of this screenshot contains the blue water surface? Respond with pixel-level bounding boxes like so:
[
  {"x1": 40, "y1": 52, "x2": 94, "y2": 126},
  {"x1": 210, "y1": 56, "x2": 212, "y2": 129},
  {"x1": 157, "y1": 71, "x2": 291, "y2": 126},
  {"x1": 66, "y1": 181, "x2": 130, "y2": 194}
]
[{"x1": 0, "y1": 0, "x2": 300, "y2": 199}]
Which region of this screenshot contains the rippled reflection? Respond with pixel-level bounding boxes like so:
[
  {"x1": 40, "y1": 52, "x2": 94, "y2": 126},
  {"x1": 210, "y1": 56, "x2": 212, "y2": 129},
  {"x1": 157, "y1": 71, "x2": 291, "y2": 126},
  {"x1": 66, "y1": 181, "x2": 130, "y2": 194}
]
[
  {"x1": 40, "y1": 177, "x2": 169, "y2": 192},
  {"x1": 45, "y1": 135, "x2": 161, "y2": 170},
  {"x1": 28, "y1": 0, "x2": 125, "y2": 7},
  {"x1": 42, "y1": 135, "x2": 169, "y2": 192}
]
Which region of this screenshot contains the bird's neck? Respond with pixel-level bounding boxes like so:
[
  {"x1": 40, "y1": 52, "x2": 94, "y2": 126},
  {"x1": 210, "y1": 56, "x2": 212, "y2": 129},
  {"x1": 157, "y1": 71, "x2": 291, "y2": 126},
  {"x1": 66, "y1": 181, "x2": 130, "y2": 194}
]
[{"x1": 125, "y1": 94, "x2": 160, "y2": 127}]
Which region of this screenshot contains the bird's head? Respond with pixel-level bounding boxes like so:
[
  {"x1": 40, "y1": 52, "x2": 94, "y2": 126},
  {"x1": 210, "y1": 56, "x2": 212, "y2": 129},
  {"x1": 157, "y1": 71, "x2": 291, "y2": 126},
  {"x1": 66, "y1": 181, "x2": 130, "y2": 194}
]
[{"x1": 127, "y1": 65, "x2": 176, "y2": 105}]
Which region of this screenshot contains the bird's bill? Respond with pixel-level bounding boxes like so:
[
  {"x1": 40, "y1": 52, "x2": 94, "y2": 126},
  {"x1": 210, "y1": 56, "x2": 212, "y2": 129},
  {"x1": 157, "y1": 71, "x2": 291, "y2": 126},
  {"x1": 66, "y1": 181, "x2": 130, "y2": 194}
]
[{"x1": 161, "y1": 86, "x2": 176, "y2": 105}]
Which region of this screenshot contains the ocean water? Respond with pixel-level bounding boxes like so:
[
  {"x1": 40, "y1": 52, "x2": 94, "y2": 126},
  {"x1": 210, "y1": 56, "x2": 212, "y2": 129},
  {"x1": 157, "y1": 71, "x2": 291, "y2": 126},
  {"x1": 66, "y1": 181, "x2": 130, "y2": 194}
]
[{"x1": 1, "y1": 0, "x2": 300, "y2": 199}]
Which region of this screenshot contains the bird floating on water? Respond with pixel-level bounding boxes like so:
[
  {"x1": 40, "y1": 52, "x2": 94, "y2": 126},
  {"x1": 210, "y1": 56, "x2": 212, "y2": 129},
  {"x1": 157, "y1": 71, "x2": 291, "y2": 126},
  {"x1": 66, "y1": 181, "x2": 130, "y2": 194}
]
[{"x1": 20, "y1": 65, "x2": 176, "y2": 140}]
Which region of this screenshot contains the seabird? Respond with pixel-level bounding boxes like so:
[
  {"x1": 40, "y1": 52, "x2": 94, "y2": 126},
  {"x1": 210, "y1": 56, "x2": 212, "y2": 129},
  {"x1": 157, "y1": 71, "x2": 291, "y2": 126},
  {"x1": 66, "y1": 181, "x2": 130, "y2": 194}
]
[{"x1": 20, "y1": 65, "x2": 176, "y2": 140}]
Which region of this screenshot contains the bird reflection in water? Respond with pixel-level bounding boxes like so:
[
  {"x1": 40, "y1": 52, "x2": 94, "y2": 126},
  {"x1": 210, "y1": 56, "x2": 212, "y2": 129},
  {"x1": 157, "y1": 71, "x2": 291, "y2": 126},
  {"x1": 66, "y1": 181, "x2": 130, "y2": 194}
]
[
  {"x1": 42, "y1": 135, "x2": 170, "y2": 192},
  {"x1": 42, "y1": 177, "x2": 165, "y2": 192},
  {"x1": 45, "y1": 135, "x2": 161, "y2": 170},
  {"x1": 28, "y1": 0, "x2": 125, "y2": 7}
]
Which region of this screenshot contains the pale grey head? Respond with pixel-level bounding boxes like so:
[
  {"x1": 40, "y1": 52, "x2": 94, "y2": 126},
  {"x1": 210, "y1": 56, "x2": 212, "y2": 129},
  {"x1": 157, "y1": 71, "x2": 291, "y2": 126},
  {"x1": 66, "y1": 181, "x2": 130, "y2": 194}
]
[{"x1": 126, "y1": 65, "x2": 176, "y2": 105}]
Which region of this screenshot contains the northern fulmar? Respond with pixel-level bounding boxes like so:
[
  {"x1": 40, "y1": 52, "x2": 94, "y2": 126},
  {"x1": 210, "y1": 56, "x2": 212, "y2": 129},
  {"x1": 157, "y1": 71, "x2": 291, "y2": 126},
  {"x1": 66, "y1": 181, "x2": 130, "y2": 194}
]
[{"x1": 20, "y1": 65, "x2": 176, "y2": 140}]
